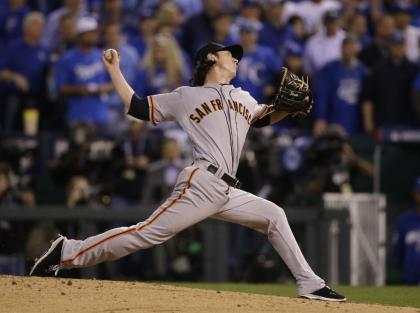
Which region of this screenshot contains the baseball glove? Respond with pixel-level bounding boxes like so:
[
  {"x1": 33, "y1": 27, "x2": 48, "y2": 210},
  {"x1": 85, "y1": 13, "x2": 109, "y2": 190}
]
[{"x1": 268, "y1": 67, "x2": 313, "y2": 117}]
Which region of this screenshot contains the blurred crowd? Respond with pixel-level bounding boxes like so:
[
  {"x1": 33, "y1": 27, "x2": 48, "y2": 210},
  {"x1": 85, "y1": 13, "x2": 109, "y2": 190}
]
[
  {"x1": 1, "y1": 0, "x2": 420, "y2": 284},
  {"x1": 1, "y1": 0, "x2": 420, "y2": 135}
]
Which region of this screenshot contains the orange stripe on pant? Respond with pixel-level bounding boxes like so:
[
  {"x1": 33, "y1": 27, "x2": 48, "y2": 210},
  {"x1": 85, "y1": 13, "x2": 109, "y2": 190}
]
[
  {"x1": 149, "y1": 95, "x2": 158, "y2": 126},
  {"x1": 61, "y1": 168, "x2": 199, "y2": 265}
]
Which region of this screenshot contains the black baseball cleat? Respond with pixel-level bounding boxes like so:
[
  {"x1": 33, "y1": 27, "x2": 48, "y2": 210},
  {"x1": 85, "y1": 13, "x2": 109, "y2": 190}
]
[
  {"x1": 29, "y1": 235, "x2": 65, "y2": 277},
  {"x1": 300, "y1": 286, "x2": 347, "y2": 302}
]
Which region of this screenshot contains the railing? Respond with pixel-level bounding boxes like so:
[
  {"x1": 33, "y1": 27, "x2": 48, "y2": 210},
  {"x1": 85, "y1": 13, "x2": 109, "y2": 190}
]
[
  {"x1": 0, "y1": 206, "x2": 323, "y2": 282},
  {"x1": 323, "y1": 193, "x2": 387, "y2": 286}
]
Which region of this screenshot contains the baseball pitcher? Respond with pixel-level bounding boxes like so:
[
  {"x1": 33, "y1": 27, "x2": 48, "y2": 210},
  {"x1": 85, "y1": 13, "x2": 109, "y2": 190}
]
[{"x1": 30, "y1": 42, "x2": 346, "y2": 302}]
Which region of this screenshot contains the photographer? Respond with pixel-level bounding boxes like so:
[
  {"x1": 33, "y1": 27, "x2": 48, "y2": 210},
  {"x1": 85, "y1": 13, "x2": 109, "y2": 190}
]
[{"x1": 306, "y1": 125, "x2": 373, "y2": 195}]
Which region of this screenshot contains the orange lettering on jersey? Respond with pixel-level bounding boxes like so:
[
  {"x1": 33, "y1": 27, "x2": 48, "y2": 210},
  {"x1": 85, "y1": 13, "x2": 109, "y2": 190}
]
[
  {"x1": 189, "y1": 114, "x2": 201, "y2": 123},
  {"x1": 210, "y1": 100, "x2": 218, "y2": 111},
  {"x1": 215, "y1": 99, "x2": 223, "y2": 110},
  {"x1": 201, "y1": 102, "x2": 212, "y2": 114},
  {"x1": 233, "y1": 101, "x2": 238, "y2": 112},
  {"x1": 195, "y1": 107, "x2": 206, "y2": 119},
  {"x1": 227, "y1": 100, "x2": 253, "y2": 124},
  {"x1": 227, "y1": 99, "x2": 234, "y2": 110}
]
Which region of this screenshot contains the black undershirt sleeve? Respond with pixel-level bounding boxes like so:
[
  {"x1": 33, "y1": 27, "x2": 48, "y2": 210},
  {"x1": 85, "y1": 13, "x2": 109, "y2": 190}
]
[
  {"x1": 127, "y1": 93, "x2": 150, "y2": 121},
  {"x1": 251, "y1": 114, "x2": 271, "y2": 128}
]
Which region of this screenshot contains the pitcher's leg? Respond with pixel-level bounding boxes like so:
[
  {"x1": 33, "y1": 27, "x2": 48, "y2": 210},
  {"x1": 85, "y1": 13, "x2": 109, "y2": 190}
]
[
  {"x1": 214, "y1": 189, "x2": 324, "y2": 295},
  {"x1": 61, "y1": 168, "x2": 228, "y2": 269}
]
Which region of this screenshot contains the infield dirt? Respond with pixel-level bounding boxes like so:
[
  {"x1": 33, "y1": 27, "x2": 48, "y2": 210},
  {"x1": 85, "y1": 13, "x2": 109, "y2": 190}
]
[{"x1": 0, "y1": 275, "x2": 418, "y2": 313}]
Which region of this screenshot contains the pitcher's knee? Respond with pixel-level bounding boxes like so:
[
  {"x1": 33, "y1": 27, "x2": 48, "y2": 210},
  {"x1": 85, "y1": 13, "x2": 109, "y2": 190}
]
[
  {"x1": 263, "y1": 201, "x2": 286, "y2": 219},
  {"x1": 265, "y1": 203, "x2": 288, "y2": 231}
]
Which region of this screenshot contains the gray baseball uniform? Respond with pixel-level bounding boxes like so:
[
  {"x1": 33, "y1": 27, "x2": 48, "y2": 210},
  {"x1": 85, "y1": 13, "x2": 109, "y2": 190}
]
[{"x1": 60, "y1": 83, "x2": 325, "y2": 295}]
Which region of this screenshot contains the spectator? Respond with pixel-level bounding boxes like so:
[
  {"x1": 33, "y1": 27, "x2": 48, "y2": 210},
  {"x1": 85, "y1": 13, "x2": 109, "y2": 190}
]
[
  {"x1": 358, "y1": 14, "x2": 395, "y2": 71},
  {"x1": 305, "y1": 125, "x2": 373, "y2": 195},
  {"x1": 135, "y1": 33, "x2": 190, "y2": 96},
  {"x1": 314, "y1": 36, "x2": 368, "y2": 136},
  {"x1": 230, "y1": 0, "x2": 263, "y2": 40},
  {"x1": 339, "y1": 0, "x2": 382, "y2": 30},
  {"x1": 283, "y1": 0, "x2": 342, "y2": 35},
  {"x1": 180, "y1": 0, "x2": 223, "y2": 58},
  {"x1": 347, "y1": 13, "x2": 372, "y2": 49},
  {"x1": 41, "y1": 0, "x2": 87, "y2": 51},
  {"x1": 156, "y1": 2, "x2": 184, "y2": 42},
  {"x1": 0, "y1": 12, "x2": 48, "y2": 132},
  {"x1": 393, "y1": 177, "x2": 420, "y2": 285},
  {"x1": 304, "y1": 10, "x2": 345, "y2": 77},
  {"x1": 45, "y1": 13, "x2": 78, "y2": 129},
  {"x1": 123, "y1": 120, "x2": 163, "y2": 165},
  {"x1": 391, "y1": 5, "x2": 420, "y2": 63},
  {"x1": 155, "y1": 23, "x2": 193, "y2": 74},
  {"x1": 137, "y1": 1, "x2": 200, "y2": 21},
  {"x1": 211, "y1": 12, "x2": 236, "y2": 47},
  {"x1": 50, "y1": 123, "x2": 94, "y2": 186},
  {"x1": 111, "y1": 120, "x2": 164, "y2": 206},
  {"x1": 237, "y1": 0, "x2": 262, "y2": 22},
  {"x1": 258, "y1": 0, "x2": 292, "y2": 58},
  {"x1": 362, "y1": 32, "x2": 418, "y2": 133},
  {"x1": 135, "y1": 32, "x2": 191, "y2": 155},
  {"x1": 55, "y1": 17, "x2": 113, "y2": 131},
  {"x1": 99, "y1": 0, "x2": 123, "y2": 25},
  {"x1": 97, "y1": 0, "x2": 135, "y2": 38},
  {"x1": 50, "y1": 12, "x2": 77, "y2": 60},
  {"x1": 142, "y1": 138, "x2": 186, "y2": 206},
  {"x1": 0, "y1": 163, "x2": 34, "y2": 275},
  {"x1": 282, "y1": 15, "x2": 307, "y2": 59},
  {"x1": 173, "y1": 0, "x2": 202, "y2": 19},
  {"x1": 103, "y1": 22, "x2": 139, "y2": 137},
  {"x1": 66, "y1": 175, "x2": 98, "y2": 208},
  {"x1": 128, "y1": 11, "x2": 157, "y2": 61},
  {"x1": 232, "y1": 19, "x2": 283, "y2": 103},
  {"x1": 284, "y1": 45, "x2": 306, "y2": 78},
  {"x1": 0, "y1": 0, "x2": 30, "y2": 49}
]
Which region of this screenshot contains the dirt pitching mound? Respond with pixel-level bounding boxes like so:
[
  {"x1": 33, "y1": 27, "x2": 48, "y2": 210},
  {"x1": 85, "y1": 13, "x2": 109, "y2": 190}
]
[{"x1": 0, "y1": 275, "x2": 417, "y2": 313}]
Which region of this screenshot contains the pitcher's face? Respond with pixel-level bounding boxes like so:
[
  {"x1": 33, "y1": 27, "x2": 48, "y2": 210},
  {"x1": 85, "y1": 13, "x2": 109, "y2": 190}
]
[{"x1": 215, "y1": 50, "x2": 238, "y2": 77}]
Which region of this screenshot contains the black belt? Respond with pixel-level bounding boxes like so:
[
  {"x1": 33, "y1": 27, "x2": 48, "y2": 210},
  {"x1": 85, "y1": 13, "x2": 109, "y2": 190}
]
[{"x1": 207, "y1": 164, "x2": 242, "y2": 189}]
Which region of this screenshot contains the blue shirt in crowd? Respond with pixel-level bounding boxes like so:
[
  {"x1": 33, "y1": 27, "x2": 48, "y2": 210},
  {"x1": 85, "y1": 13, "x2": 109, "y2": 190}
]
[
  {"x1": 315, "y1": 60, "x2": 367, "y2": 135},
  {"x1": 232, "y1": 45, "x2": 282, "y2": 102},
  {"x1": 129, "y1": 35, "x2": 148, "y2": 61},
  {"x1": 393, "y1": 208, "x2": 420, "y2": 284},
  {"x1": 0, "y1": 2, "x2": 30, "y2": 49},
  {"x1": 55, "y1": 48, "x2": 110, "y2": 124},
  {"x1": 135, "y1": 65, "x2": 190, "y2": 97},
  {"x1": 1, "y1": 38, "x2": 49, "y2": 95},
  {"x1": 258, "y1": 23, "x2": 294, "y2": 58}
]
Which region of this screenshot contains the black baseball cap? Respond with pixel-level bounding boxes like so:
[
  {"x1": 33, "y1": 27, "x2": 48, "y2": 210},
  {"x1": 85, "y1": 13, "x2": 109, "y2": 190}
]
[
  {"x1": 323, "y1": 10, "x2": 340, "y2": 23},
  {"x1": 194, "y1": 42, "x2": 243, "y2": 66}
]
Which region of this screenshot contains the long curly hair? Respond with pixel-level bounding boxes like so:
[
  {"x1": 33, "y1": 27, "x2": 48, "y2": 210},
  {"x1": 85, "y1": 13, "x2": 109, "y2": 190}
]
[
  {"x1": 190, "y1": 56, "x2": 216, "y2": 86},
  {"x1": 143, "y1": 34, "x2": 184, "y2": 87}
]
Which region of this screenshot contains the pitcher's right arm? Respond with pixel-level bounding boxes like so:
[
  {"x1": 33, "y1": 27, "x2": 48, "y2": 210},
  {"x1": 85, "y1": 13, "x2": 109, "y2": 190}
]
[{"x1": 102, "y1": 49, "x2": 149, "y2": 120}]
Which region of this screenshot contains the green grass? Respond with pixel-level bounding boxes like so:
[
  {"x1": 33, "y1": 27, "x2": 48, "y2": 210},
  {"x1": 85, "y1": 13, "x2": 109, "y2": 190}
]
[{"x1": 169, "y1": 283, "x2": 420, "y2": 308}]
